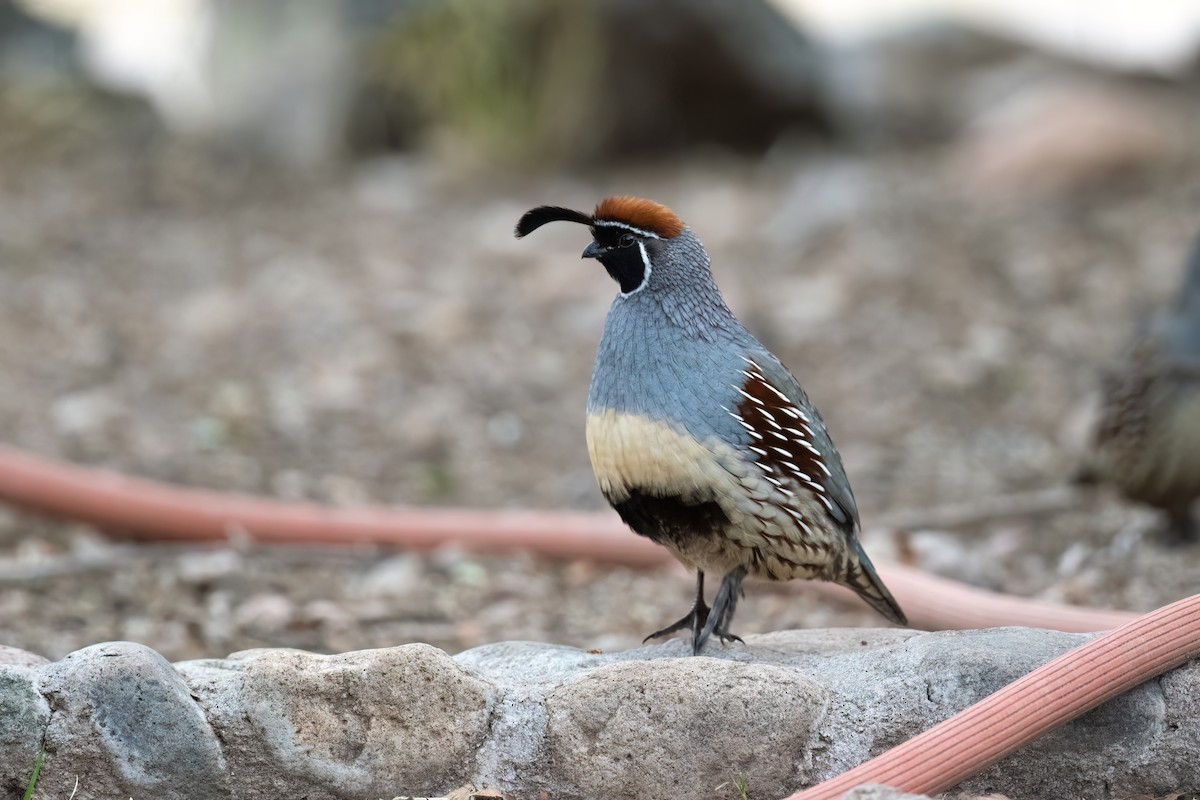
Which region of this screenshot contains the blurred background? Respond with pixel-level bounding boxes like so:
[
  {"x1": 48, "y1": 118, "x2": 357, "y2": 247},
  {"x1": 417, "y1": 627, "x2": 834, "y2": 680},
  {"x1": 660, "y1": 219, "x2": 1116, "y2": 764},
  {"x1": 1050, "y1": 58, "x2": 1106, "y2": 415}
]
[{"x1": 0, "y1": 0, "x2": 1198, "y2": 662}]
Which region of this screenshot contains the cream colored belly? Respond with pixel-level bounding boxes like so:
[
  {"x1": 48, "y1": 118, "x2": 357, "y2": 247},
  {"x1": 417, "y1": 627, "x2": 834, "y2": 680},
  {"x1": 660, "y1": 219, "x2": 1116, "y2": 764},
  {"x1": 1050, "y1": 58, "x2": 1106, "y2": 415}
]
[{"x1": 586, "y1": 409, "x2": 744, "y2": 504}]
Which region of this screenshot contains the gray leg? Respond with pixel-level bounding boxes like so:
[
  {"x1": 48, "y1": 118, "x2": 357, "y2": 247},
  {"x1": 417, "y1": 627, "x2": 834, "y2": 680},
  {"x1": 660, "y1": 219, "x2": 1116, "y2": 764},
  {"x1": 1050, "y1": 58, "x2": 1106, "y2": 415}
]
[
  {"x1": 644, "y1": 571, "x2": 710, "y2": 647},
  {"x1": 697, "y1": 567, "x2": 747, "y2": 654}
]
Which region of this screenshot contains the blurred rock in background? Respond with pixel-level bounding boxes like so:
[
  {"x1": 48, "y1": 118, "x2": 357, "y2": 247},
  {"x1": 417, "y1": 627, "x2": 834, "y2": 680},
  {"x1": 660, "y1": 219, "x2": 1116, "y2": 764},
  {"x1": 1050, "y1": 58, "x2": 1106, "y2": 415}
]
[
  {"x1": 14, "y1": 0, "x2": 1200, "y2": 169},
  {"x1": 0, "y1": 0, "x2": 74, "y2": 77},
  {"x1": 813, "y1": 21, "x2": 1030, "y2": 144},
  {"x1": 15, "y1": 0, "x2": 829, "y2": 168}
]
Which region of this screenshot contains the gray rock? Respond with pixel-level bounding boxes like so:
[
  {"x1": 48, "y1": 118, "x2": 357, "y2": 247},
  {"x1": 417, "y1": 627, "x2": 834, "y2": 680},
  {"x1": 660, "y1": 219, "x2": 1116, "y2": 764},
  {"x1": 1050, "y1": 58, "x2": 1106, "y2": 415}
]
[
  {"x1": 208, "y1": 644, "x2": 497, "y2": 798},
  {"x1": 1, "y1": 628, "x2": 1197, "y2": 799},
  {"x1": 946, "y1": 76, "x2": 1192, "y2": 198},
  {"x1": 841, "y1": 785, "x2": 935, "y2": 800},
  {"x1": 791, "y1": 627, "x2": 1172, "y2": 797},
  {"x1": 815, "y1": 21, "x2": 1028, "y2": 143},
  {"x1": 37, "y1": 641, "x2": 229, "y2": 799},
  {"x1": 0, "y1": 667, "x2": 49, "y2": 799},
  {"x1": 458, "y1": 628, "x2": 1191, "y2": 799},
  {"x1": 0, "y1": 645, "x2": 48, "y2": 668},
  {"x1": 545, "y1": 657, "x2": 826, "y2": 799}
]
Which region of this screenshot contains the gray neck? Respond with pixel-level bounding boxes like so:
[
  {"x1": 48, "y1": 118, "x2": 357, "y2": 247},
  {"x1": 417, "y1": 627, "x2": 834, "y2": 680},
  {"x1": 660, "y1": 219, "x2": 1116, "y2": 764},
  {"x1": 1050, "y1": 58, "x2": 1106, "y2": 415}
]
[
  {"x1": 632, "y1": 228, "x2": 741, "y2": 340},
  {"x1": 634, "y1": 274, "x2": 740, "y2": 341}
]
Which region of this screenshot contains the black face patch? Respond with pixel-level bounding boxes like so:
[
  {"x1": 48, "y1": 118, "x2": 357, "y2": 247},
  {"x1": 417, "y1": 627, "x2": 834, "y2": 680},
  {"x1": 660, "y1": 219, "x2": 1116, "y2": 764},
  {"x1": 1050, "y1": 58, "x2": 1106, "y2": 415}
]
[
  {"x1": 592, "y1": 226, "x2": 638, "y2": 249},
  {"x1": 590, "y1": 227, "x2": 647, "y2": 293}
]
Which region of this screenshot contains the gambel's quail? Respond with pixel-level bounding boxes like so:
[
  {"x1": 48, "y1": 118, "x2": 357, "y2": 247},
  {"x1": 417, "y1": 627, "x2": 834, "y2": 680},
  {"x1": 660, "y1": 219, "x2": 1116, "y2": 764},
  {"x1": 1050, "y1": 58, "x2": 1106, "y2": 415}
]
[
  {"x1": 1089, "y1": 236, "x2": 1200, "y2": 542},
  {"x1": 515, "y1": 196, "x2": 906, "y2": 654}
]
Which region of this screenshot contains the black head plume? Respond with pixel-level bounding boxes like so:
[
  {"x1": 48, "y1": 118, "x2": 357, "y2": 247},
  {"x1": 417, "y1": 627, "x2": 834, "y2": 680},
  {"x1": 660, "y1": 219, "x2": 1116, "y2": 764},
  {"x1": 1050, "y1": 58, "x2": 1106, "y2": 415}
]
[{"x1": 514, "y1": 206, "x2": 594, "y2": 238}]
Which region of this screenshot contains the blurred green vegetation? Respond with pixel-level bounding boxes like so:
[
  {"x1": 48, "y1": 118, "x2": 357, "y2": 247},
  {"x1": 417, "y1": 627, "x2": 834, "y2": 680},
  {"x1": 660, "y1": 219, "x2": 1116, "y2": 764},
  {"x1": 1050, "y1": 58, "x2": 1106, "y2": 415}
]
[{"x1": 363, "y1": 0, "x2": 604, "y2": 166}]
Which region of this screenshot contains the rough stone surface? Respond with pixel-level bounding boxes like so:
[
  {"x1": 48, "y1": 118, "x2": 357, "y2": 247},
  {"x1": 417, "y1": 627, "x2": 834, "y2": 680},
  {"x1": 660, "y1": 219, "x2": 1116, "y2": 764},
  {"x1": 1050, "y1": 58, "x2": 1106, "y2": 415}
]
[
  {"x1": 237, "y1": 644, "x2": 496, "y2": 798},
  {"x1": 544, "y1": 657, "x2": 825, "y2": 798},
  {"x1": 171, "y1": 644, "x2": 499, "y2": 799},
  {"x1": 36, "y1": 641, "x2": 229, "y2": 799},
  {"x1": 841, "y1": 785, "x2": 936, "y2": 800},
  {"x1": 0, "y1": 666, "x2": 49, "y2": 799},
  {"x1": 0, "y1": 645, "x2": 48, "y2": 668},
  {"x1": 1, "y1": 629, "x2": 1198, "y2": 799}
]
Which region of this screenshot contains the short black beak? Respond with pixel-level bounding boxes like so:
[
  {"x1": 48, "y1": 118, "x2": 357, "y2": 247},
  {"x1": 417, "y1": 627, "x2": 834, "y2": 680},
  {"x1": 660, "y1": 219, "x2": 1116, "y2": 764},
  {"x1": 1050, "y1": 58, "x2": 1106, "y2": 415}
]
[{"x1": 581, "y1": 241, "x2": 604, "y2": 260}]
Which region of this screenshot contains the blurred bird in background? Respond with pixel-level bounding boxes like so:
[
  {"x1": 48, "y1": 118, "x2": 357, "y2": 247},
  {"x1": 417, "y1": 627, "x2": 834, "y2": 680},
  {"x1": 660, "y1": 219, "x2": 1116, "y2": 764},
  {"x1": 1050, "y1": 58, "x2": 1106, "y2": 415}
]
[{"x1": 1086, "y1": 236, "x2": 1200, "y2": 542}]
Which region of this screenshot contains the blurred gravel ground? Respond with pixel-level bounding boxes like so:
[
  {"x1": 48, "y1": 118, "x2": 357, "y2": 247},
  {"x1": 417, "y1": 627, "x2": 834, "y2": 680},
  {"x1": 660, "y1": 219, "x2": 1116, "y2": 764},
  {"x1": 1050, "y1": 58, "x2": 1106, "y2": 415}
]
[{"x1": 2, "y1": 95, "x2": 1200, "y2": 662}]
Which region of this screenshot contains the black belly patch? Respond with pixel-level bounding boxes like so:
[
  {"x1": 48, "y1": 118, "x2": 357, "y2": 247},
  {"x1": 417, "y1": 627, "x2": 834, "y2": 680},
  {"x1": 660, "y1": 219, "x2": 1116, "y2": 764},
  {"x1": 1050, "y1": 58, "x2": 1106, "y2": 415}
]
[{"x1": 610, "y1": 488, "x2": 730, "y2": 549}]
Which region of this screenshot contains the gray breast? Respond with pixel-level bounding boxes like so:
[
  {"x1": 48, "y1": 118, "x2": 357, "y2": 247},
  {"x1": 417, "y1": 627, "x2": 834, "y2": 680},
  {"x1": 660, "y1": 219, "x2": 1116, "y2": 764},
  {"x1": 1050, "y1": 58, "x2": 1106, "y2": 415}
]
[{"x1": 587, "y1": 292, "x2": 755, "y2": 447}]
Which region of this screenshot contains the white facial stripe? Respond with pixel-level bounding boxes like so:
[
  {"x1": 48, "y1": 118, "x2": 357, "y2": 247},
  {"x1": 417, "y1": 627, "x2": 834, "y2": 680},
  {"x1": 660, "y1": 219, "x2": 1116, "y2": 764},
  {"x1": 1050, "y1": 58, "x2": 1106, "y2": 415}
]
[
  {"x1": 619, "y1": 241, "x2": 653, "y2": 297},
  {"x1": 593, "y1": 220, "x2": 662, "y2": 240}
]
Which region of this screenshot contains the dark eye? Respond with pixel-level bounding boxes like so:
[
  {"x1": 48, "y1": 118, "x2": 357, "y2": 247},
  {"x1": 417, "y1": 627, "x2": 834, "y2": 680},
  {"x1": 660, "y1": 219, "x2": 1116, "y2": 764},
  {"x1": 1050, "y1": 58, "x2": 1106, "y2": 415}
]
[{"x1": 619, "y1": 233, "x2": 636, "y2": 247}]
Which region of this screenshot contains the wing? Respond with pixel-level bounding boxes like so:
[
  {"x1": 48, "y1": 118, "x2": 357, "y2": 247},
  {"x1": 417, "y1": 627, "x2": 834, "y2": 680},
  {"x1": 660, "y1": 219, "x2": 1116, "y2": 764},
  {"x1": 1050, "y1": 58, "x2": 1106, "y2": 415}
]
[{"x1": 729, "y1": 348, "x2": 861, "y2": 532}]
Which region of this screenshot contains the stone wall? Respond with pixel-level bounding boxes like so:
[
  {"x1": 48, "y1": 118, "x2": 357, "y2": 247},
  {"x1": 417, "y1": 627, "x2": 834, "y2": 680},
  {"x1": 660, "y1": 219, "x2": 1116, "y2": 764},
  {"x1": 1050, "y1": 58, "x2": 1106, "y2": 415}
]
[{"x1": 2, "y1": 627, "x2": 1197, "y2": 799}]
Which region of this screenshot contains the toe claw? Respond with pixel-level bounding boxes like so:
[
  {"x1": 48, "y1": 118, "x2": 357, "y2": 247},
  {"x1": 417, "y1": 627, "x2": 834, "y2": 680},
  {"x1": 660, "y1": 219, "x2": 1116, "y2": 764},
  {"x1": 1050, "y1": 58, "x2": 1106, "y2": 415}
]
[{"x1": 644, "y1": 602, "x2": 710, "y2": 645}]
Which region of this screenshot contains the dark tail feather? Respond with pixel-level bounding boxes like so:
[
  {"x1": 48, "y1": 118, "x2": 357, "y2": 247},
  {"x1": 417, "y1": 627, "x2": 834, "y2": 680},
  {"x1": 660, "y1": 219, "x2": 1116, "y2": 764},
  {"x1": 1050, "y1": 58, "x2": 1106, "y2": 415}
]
[{"x1": 845, "y1": 542, "x2": 907, "y2": 626}]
